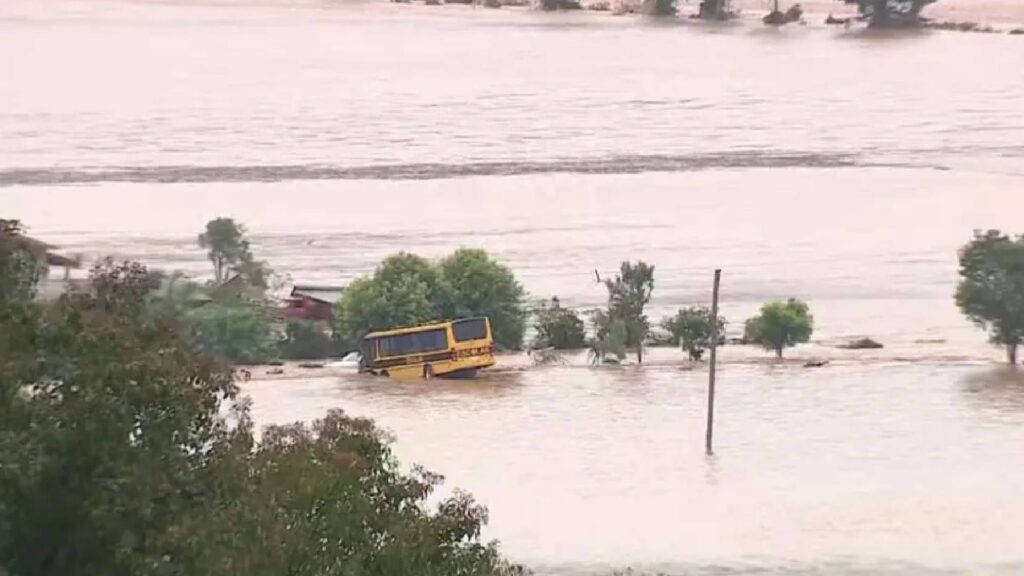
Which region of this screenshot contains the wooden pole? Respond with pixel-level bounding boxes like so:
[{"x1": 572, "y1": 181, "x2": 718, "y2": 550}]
[{"x1": 705, "y1": 269, "x2": 721, "y2": 455}]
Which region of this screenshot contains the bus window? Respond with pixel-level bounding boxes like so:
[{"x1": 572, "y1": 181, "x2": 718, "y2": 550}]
[
  {"x1": 452, "y1": 318, "x2": 487, "y2": 342},
  {"x1": 381, "y1": 328, "x2": 448, "y2": 356}
]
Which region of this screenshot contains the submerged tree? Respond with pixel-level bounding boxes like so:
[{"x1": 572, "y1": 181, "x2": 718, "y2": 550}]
[
  {"x1": 841, "y1": 0, "x2": 938, "y2": 26},
  {"x1": 696, "y1": 0, "x2": 734, "y2": 20},
  {"x1": 532, "y1": 297, "x2": 587, "y2": 350},
  {"x1": 588, "y1": 309, "x2": 628, "y2": 365},
  {"x1": 744, "y1": 298, "x2": 814, "y2": 359},
  {"x1": 641, "y1": 0, "x2": 675, "y2": 16},
  {"x1": 955, "y1": 230, "x2": 1024, "y2": 365},
  {"x1": 662, "y1": 306, "x2": 726, "y2": 361},
  {"x1": 603, "y1": 261, "x2": 655, "y2": 364}
]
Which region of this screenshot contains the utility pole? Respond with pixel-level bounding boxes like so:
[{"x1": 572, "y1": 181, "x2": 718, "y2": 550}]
[{"x1": 705, "y1": 269, "x2": 721, "y2": 455}]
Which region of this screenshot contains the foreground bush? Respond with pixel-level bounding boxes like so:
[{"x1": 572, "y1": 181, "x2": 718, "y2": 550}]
[{"x1": 0, "y1": 239, "x2": 520, "y2": 576}]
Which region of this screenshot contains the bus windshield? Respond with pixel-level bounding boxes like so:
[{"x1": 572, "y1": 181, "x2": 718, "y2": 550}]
[{"x1": 452, "y1": 318, "x2": 487, "y2": 342}]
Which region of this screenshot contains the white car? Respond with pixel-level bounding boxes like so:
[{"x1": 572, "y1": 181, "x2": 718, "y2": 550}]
[{"x1": 324, "y1": 351, "x2": 361, "y2": 369}]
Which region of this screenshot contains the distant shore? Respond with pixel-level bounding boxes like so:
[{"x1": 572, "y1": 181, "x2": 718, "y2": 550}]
[
  {"x1": 416, "y1": 0, "x2": 1024, "y2": 30},
  {"x1": 734, "y1": 0, "x2": 1024, "y2": 26}
]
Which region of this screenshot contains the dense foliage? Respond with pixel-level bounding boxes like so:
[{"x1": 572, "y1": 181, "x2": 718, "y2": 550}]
[
  {"x1": 661, "y1": 306, "x2": 726, "y2": 361},
  {"x1": 532, "y1": 297, "x2": 586, "y2": 350},
  {"x1": 279, "y1": 319, "x2": 337, "y2": 360},
  {"x1": 602, "y1": 261, "x2": 655, "y2": 364},
  {"x1": 0, "y1": 232, "x2": 520, "y2": 576},
  {"x1": 438, "y1": 249, "x2": 527, "y2": 350},
  {"x1": 955, "y1": 230, "x2": 1024, "y2": 365},
  {"x1": 744, "y1": 298, "x2": 814, "y2": 358},
  {"x1": 335, "y1": 249, "x2": 526, "y2": 350},
  {"x1": 190, "y1": 301, "x2": 278, "y2": 365},
  {"x1": 0, "y1": 220, "x2": 39, "y2": 309}
]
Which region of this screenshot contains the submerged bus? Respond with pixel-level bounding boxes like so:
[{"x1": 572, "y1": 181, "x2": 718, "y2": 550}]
[{"x1": 359, "y1": 317, "x2": 496, "y2": 379}]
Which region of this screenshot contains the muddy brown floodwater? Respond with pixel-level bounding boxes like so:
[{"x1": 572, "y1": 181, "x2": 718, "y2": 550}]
[{"x1": 3, "y1": 0, "x2": 1024, "y2": 573}]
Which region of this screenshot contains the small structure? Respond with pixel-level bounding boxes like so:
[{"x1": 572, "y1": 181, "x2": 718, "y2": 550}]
[{"x1": 283, "y1": 285, "x2": 346, "y2": 322}]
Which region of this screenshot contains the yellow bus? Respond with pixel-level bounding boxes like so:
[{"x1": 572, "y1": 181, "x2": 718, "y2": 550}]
[{"x1": 359, "y1": 317, "x2": 496, "y2": 379}]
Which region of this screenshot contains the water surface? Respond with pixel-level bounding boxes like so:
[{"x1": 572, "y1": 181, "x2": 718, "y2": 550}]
[{"x1": 3, "y1": 0, "x2": 1024, "y2": 572}]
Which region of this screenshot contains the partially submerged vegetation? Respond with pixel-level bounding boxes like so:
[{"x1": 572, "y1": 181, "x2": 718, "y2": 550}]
[
  {"x1": 841, "y1": 0, "x2": 937, "y2": 27},
  {"x1": 10, "y1": 217, "x2": 1023, "y2": 370},
  {"x1": 532, "y1": 297, "x2": 587, "y2": 350},
  {"x1": 405, "y1": 0, "x2": 1022, "y2": 34},
  {"x1": 589, "y1": 261, "x2": 656, "y2": 364},
  {"x1": 0, "y1": 222, "x2": 521, "y2": 576},
  {"x1": 956, "y1": 230, "x2": 1024, "y2": 365},
  {"x1": 744, "y1": 299, "x2": 815, "y2": 359},
  {"x1": 661, "y1": 306, "x2": 727, "y2": 361},
  {"x1": 334, "y1": 249, "x2": 527, "y2": 352}
]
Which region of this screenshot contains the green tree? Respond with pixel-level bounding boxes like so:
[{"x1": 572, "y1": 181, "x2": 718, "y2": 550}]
[
  {"x1": 439, "y1": 249, "x2": 526, "y2": 351},
  {"x1": 197, "y1": 218, "x2": 270, "y2": 288},
  {"x1": 955, "y1": 230, "x2": 1024, "y2": 365},
  {"x1": 662, "y1": 306, "x2": 726, "y2": 361},
  {"x1": 744, "y1": 298, "x2": 814, "y2": 359},
  {"x1": 841, "y1": 0, "x2": 938, "y2": 26},
  {"x1": 334, "y1": 253, "x2": 442, "y2": 345},
  {"x1": 334, "y1": 250, "x2": 526, "y2": 351},
  {"x1": 198, "y1": 217, "x2": 247, "y2": 284},
  {"x1": 0, "y1": 256, "x2": 521, "y2": 576},
  {"x1": 190, "y1": 302, "x2": 277, "y2": 365},
  {"x1": 603, "y1": 261, "x2": 655, "y2": 364},
  {"x1": 532, "y1": 297, "x2": 586, "y2": 350},
  {"x1": 279, "y1": 319, "x2": 336, "y2": 360},
  {"x1": 183, "y1": 409, "x2": 522, "y2": 576},
  {"x1": 0, "y1": 260, "x2": 237, "y2": 576}
]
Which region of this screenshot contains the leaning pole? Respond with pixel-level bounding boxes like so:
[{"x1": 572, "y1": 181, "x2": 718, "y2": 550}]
[{"x1": 705, "y1": 269, "x2": 721, "y2": 455}]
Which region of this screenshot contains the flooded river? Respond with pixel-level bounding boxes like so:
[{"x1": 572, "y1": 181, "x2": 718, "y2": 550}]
[{"x1": 3, "y1": 0, "x2": 1024, "y2": 573}]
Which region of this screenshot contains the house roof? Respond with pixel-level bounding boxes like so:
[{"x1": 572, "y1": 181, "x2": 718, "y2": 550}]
[{"x1": 290, "y1": 285, "x2": 346, "y2": 305}]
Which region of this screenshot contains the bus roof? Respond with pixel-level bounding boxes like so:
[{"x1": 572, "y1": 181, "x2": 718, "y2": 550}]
[{"x1": 363, "y1": 317, "x2": 487, "y2": 339}]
